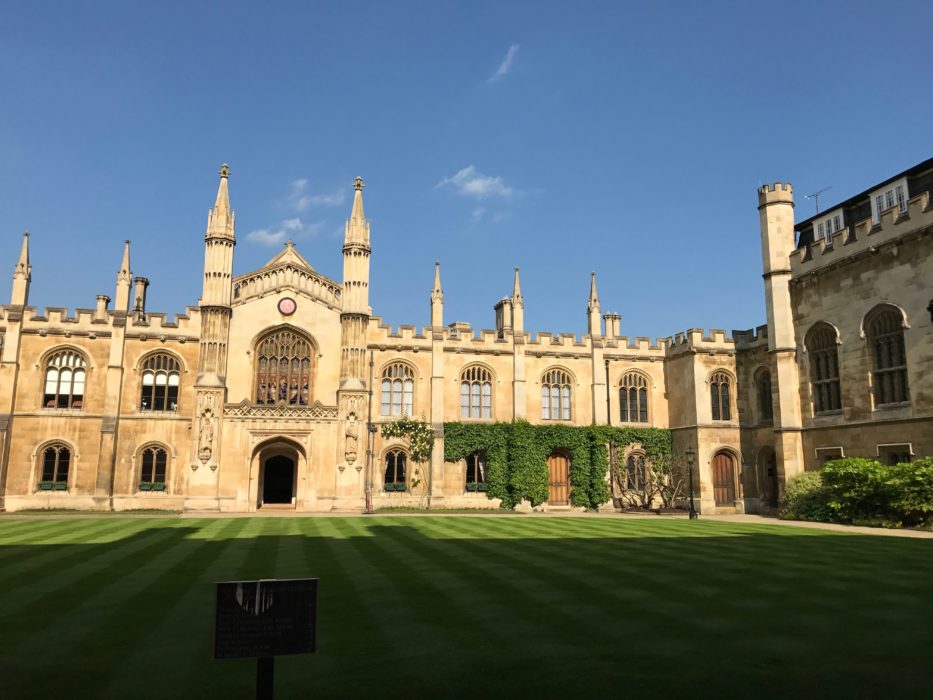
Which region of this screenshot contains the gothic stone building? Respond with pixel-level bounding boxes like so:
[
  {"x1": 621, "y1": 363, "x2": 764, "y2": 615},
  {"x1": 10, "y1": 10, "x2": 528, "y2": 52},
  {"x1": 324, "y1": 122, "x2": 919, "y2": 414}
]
[{"x1": 0, "y1": 159, "x2": 930, "y2": 513}]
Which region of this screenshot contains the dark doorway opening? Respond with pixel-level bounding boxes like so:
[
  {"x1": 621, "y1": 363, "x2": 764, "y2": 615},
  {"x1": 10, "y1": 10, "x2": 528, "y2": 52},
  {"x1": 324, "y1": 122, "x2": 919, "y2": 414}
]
[{"x1": 262, "y1": 455, "x2": 295, "y2": 505}]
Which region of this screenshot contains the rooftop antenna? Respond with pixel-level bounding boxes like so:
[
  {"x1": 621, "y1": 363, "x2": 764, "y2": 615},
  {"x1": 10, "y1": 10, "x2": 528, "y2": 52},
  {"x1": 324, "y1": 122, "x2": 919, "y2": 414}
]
[{"x1": 805, "y1": 186, "x2": 832, "y2": 215}]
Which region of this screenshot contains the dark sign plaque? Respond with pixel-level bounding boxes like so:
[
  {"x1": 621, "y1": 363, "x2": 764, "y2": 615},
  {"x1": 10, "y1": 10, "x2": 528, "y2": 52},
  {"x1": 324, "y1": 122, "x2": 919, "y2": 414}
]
[{"x1": 214, "y1": 578, "x2": 319, "y2": 660}]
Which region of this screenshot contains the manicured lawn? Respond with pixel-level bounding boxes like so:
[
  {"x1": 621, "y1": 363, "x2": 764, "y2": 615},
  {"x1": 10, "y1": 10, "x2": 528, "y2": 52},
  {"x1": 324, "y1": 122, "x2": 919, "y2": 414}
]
[{"x1": 0, "y1": 516, "x2": 930, "y2": 699}]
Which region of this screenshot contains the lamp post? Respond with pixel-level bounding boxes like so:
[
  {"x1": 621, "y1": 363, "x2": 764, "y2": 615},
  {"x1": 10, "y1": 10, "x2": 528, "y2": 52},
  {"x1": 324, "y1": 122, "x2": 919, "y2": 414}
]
[{"x1": 686, "y1": 447, "x2": 698, "y2": 519}]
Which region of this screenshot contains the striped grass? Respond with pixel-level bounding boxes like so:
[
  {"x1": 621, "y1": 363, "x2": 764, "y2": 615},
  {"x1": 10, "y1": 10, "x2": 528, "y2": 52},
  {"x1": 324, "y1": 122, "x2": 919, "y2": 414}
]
[{"x1": 0, "y1": 517, "x2": 930, "y2": 699}]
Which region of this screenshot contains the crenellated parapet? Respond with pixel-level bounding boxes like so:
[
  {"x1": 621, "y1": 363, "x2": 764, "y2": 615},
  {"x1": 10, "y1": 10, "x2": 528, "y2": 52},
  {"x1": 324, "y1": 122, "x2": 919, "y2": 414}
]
[
  {"x1": 790, "y1": 190, "x2": 932, "y2": 279},
  {"x1": 665, "y1": 328, "x2": 737, "y2": 357},
  {"x1": 11, "y1": 304, "x2": 201, "y2": 342}
]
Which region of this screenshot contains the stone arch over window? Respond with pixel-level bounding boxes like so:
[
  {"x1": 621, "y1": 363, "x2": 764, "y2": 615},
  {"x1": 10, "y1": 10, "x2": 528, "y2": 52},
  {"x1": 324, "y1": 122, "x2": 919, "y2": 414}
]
[
  {"x1": 253, "y1": 327, "x2": 315, "y2": 406},
  {"x1": 381, "y1": 361, "x2": 415, "y2": 417},
  {"x1": 383, "y1": 448, "x2": 408, "y2": 491},
  {"x1": 460, "y1": 364, "x2": 493, "y2": 419},
  {"x1": 864, "y1": 304, "x2": 909, "y2": 406},
  {"x1": 137, "y1": 442, "x2": 170, "y2": 490},
  {"x1": 618, "y1": 371, "x2": 649, "y2": 423},
  {"x1": 624, "y1": 449, "x2": 648, "y2": 491},
  {"x1": 709, "y1": 370, "x2": 734, "y2": 421},
  {"x1": 754, "y1": 367, "x2": 773, "y2": 423},
  {"x1": 805, "y1": 322, "x2": 842, "y2": 414},
  {"x1": 541, "y1": 367, "x2": 573, "y2": 421},
  {"x1": 42, "y1": 348, "x2": 87, "y2": 410},
  {"x1": 139, "y1": 352, "x2": 182, "y2": 411},
  {"x1": 36, "y1": 441, "x2": 74, "y2": 489}
]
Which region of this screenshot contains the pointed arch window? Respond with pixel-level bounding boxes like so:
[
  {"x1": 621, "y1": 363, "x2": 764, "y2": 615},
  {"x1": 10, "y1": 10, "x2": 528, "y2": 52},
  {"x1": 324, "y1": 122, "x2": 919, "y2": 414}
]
[
  {"x1": 756, "y1": 369, "x2": 773, "y2": 423},
  {"x1": 465, "y1": 451, "x2": 487, "y2": 492},
  {"x1": 381, "y1": 363, "x2": 414, "y2": 417},
  {"x1": 43, "y1": 350, "x2": 86, "y2": 409},
  {"x1": 139, "y1": 445, "x2": 168, "y2": 489},
  {"x1": 807, "y1": 325, "x2": 842, "y2": 413},
  {"x1": 384, "y1": 449, "x2": 408, "y2": 491},
  {"x1": 140, "y1": 354, "x2": 181, "y2": 411},
  {"x1": 866, "y1": 307, "x2": 909, "y2": 406},
  {"x1": 460, "y1": 366, "x2": 492, "y2": 419},
  {"x1": 625, "y1": 452, "x2": 648, "y2": 490},
  {"x1": 710, "y1": 371, "x2": 732, "y2": 421},
  {"x1": 619, "y1": 372, "x2": 649, "y2": 423},
  {"x1": 38, "y1": 443, "x2": 70, "y2": 488},
  {"x1": 255, "y1": 329, "x2": 313, "y2": 406},
  {"x1": 541, "y1": 368, "x2": 572, "y2": 421}
]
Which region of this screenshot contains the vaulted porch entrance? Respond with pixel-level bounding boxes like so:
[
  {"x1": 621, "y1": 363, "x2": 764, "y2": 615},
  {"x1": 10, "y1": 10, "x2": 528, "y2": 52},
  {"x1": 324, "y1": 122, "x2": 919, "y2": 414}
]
[{"x1": 256, "y1": 439, "x2": 303, "y2": 509}]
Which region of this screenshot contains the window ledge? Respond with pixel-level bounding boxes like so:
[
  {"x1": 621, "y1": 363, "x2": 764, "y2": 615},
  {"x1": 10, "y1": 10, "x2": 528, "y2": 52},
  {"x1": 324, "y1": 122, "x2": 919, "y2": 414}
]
[
  {"x1": 41, "y1": 408, "x2": 83, "y2": 414},
  {"x1": 873, "y1": 402, "x2": 911, "y2": 412}
]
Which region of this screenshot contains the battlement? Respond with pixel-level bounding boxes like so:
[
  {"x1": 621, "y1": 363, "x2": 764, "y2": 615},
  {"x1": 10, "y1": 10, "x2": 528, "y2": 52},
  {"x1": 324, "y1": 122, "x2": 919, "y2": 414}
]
[
  {"x1": 19, "y1": 304, "x2": 200, "y2": 333},
  {"x1": 732, "y1": 324, "x2": 769, "y2": 349},
  {"x1": 666, "y1": 327, "x2": 737, "y2": 356},
  {"x1": 790, "y1": 190, "x2": 932, "y2": 278},
  {"x1": 757, "y1": 181, "x2": 794, "y2": 207}
]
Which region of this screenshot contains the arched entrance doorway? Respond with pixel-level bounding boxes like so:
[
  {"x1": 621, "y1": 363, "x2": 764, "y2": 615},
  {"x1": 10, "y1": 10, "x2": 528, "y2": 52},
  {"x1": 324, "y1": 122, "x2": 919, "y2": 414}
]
[
  {"x1": 758, "y1": 447, "x2": 778, "y2": 508},
  {"x1": 547, "y1": 451, "x2": 570, "y2": 505},
  {"x1": 256, "y1": 439, "x2": 303, "y2": 509},
  {"x1": 712, "y1": 451, "x2": 736, "y2": 506}
]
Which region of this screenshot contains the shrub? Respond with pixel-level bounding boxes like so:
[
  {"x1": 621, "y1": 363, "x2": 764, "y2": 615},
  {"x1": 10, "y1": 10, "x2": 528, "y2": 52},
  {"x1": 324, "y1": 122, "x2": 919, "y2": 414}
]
[
  {"x1": 820, "y1": 458, "x2": 893, "y2": 522},
  {"x1": 781, "y1": 471, "x2": 832, "y2": 522},
  {"x1": 887, "y1": 457, "x2": 933, "y2": 527}
]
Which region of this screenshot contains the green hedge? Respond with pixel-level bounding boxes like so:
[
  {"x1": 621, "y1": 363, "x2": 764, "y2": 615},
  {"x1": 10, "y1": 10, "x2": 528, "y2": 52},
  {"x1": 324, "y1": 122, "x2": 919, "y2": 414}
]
[
  {"x1": 444, "y1": 421, "x2": 672, "y2": 510},
  {"x1": 782, "y1": 457, "x2": 933, "y2": 528}
]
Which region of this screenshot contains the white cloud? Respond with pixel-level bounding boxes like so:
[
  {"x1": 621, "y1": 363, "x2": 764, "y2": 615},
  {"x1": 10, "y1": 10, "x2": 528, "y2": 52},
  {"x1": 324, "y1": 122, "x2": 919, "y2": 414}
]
[
  {"x1": 247, "y1": 228, "x2": 288, "y2": 246},
  {"x1": 472, "y1": 206, "x2": 487, "y2": 221},
  {"x1": 437, "y1": 165, "x2": 514, "y2": 199},
  {"x1": 246, "y1": 218, "x2": 325, "y2": 246},
  {"x1": 288, "y1": 179, "x2": 345, "y2": 211},
  {"x1": 282, "y1": 217, "x2": 303, "y2": 231},
  {"x1": 488, "y1": 44, "x2": 520, "y2": 83}
]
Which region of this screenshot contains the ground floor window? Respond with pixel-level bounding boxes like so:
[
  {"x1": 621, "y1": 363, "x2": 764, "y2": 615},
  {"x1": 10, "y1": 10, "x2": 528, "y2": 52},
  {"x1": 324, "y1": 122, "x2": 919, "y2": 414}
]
[
  {"x1": 139, "y1": 446, "x2": 168, "y2": 491},
  {"x1": 39, "y1": 444, "x2": 70, "y2": 490},
  {"x1": 465, "y1": 451, "x2": 487, "y2": 492},
  {"x1": 384, "y1": 449, "x2": 407, "y2": 492}
]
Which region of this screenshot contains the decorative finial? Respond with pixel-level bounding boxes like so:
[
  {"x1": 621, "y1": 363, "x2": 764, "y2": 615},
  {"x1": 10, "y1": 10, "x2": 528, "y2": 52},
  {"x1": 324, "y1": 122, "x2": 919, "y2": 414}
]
[
  {"x1": 354, "y1": 176, "x2": 364, "y2": 191},
  {"x1": 219, "y1": 163, "x2": 230, "y2": 178},
  {"x1": 285, "y1": 239, "x2": 294, "y2": 248},
  {"x1": 23, "y1": 231, "x2": 29, "y2": 238}
]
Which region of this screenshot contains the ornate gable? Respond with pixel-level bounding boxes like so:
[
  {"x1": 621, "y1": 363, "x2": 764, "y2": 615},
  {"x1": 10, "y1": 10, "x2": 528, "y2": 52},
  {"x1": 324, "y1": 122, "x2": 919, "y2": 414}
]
[{"x1": 232, "y1": 240, "x2": 342, "y2": 311}]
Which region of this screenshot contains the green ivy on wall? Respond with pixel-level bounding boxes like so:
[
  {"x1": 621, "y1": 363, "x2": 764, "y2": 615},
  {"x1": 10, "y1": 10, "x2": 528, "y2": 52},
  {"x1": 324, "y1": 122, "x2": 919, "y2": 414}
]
[
  {"x1": 443, "y1": 421, "x2": 672, "y2": 510},
  {"x1": 381, "y1": 417, "x2": 434, "y2": 463}
]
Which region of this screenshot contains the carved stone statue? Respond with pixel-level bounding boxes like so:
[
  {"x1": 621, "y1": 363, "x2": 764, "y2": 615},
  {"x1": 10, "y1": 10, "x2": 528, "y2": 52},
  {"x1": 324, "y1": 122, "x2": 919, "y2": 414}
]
[
  {"x1": 198, "y1": 408, "x2": 214, "y2": 462},
  {"x1": 344, "y1": 412, "x2": 359, "y2": 464}
]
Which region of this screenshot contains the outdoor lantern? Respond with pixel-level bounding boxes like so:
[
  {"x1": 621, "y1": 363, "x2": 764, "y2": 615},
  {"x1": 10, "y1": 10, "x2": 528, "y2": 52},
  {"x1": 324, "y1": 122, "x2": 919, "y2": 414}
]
[{"x1": 685, "y1": 447, "x2": 698, "y2": 520}]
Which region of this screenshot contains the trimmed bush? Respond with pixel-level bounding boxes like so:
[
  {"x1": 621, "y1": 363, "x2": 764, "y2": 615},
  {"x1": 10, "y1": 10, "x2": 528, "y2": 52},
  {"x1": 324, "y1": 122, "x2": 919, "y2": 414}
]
[
  {"x1": 887, "y1": 458, "x2": 933, "y2": 527},
  {"x1": 781, "y1": 471, "x2": 832, "y2": 522},
  {"x1": 820, "y1": 458, "x2": 893, "y2": 523}
]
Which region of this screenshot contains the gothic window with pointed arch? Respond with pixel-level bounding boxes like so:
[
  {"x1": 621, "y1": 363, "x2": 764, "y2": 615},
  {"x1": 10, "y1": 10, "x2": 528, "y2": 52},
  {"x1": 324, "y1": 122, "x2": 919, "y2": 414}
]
[
  {"x1": 755, "y1": 368, "x2": 773, "y2": 422},
  {"x1": 465, "y1": 451, "x2": 487, "y2": 491},
  {"x1": 140, "y1": 353, "x2": 181, "y2": 411},
  {"x1": 619, "y1": 372, "x2": 649, "y2": 423},
  {"x1": 625, "y1": 451, "x2": 648, "y2": 490},
  {"x1": 254, "y1": 329, "x2": 313, "y2": 406},
  {"x1": 710, "y1": 371, "x2": 732, "y2": 421},
  {"x1": 139, "y1": 445, "x2": 168, "y2": 488},
  {"x1": 460, "y1": 366, "x2": 492, "y2": 419},
  {"x1": 866, "y1": 307, "x2": 909, "y2": 406},
  {"x1": 39, "y1": 443, "x2": 71, "y2": 487},
  {"x1": 541, "y1": 368, "x2": 572, "y2": 421},
  {"x1": 43, "y1": 350, "x2": 86, "y2": 409},
  {"x1": 384, "y1": 449, "x2": 408, "y2": 491},
  {"x1": 381, "y1": 363, "x2": 414, "y2": 416},
  {"x1": 807, "y1": 324, "x2": 842, "y2": 413}
]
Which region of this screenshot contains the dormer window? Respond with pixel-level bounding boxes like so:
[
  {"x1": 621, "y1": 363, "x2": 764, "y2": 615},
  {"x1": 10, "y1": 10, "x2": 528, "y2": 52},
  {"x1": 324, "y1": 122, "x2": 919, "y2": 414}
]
[
  {"x1": 814, "y1": 210, "x2": 844, "y2": 247},
  {"x1": 870, "y1": 178, "x2": 908, "y2": 224}
]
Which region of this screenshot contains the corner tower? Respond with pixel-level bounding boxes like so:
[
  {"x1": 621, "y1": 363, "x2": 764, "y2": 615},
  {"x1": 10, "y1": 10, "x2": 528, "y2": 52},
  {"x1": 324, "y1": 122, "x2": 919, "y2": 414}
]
[{"x1": 757, "y1": 182, "x2": 804, "y2": 488}]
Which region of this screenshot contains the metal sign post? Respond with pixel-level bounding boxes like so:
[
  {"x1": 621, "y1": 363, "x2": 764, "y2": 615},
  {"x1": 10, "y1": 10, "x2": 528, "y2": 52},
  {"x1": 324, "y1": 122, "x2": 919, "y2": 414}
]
[{"x1": 214, "y1": 578, "x2": 319, "y2": 699}]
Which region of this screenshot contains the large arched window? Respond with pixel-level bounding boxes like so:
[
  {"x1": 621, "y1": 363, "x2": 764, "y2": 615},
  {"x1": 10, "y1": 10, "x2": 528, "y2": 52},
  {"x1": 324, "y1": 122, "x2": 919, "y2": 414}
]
[
  {"x1": 755, "y1": 368, "x2": 773, "y2": 423},
  {"x1": 710, "y1": 371, "x2": 732, "y2": 421},
  {"x1": 38, "y1": 443, "x2": 70, "y2": 489},
  {"x1": 460, "y1": 366, "x2": 492, "y2": 419},
  {"x1": 465, "y1": 451, "x2": 487, "y2": 491},
  {"x1": 140, "y1": 354, "x2": 180, "y2": 411},
  {"x1": 807, "y1": 324, "x2": 842, "y2": 413},
  {"x1": 139, "y1": 445, "x2": 168, "y2": 490},
  {"x1": 43, "y1": 350, "x2": 86, "y2": 409},
  {"x1": 541, "y1": 368, "x2": 572, "y2": 421},
  {"x1": 255, "y1": 329, "x2": 313, "y2": 406},
  {"x1": 619, "y1": 372, "x2": 649, "y2": 423},
  {"x1": 384, "y1": 449, "x2": 407, "y2": 491},
  {"x1": 381, "y1": 363, "x2": 414, "y2": 416},
  {"x1": 866, "y1": 307, "x2": 909, "y2": 406},
  {"x1": 625, "y1": 452, "x2": 648, "y2": 490}
]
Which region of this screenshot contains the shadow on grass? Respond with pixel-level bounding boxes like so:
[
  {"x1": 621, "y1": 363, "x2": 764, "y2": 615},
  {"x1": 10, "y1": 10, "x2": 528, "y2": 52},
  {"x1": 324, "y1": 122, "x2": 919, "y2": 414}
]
[{"x1": 0, "y1": 518, "x2": 930, "y2": 700}]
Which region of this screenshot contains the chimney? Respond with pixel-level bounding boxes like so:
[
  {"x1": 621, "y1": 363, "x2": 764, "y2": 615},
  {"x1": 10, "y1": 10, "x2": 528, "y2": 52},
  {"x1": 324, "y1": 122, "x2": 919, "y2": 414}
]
[
  {"x1": 494, "y1": 297, "x2": 513, "y2": 338},
  {"x1": 133, "y1": 277, "x2": 149, "y2": 318},
  {"x1": 95, "y1": 294, "x2": 111, "y2": 321}
]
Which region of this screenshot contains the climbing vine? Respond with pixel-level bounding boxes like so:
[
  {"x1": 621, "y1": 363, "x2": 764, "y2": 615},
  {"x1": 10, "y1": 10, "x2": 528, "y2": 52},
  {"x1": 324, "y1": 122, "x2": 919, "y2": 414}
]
[
  {"x1": 443, "y1": 422, "x2": 672, "y2": 510},
  {"x1": 381, "y1": 417, "x2": 434, "y2": 463}
]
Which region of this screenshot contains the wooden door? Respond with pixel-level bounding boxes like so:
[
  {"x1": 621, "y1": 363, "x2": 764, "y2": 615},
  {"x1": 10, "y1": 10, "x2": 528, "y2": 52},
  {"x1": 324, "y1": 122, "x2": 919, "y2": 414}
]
[
  {"x1": 547, "y1": 452, "x2": 570, "y2": 505},
  {"x1": 712, "y1": 452, "x2": 735, "y2": 506}
]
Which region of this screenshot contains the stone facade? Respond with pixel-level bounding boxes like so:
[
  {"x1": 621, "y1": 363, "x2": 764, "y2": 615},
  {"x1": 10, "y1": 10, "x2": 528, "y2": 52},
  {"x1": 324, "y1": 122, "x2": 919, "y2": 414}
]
[{"x1": 0, "y1": 160, "x2": 930, "y2": 513}]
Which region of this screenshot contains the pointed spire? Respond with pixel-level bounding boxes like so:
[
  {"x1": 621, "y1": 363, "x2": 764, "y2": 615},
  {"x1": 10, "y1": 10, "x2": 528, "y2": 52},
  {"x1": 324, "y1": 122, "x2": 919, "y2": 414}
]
[
  {"x1": 587, "y1": 271, "x2": 602, "y2": 337},
  {"x1": 11, "y1": 231, "x2": 31, "y2": 305},
  {"x1": 512, "y1": 267, "x2": 523, "y2": 306},
  {"x1": 511, "y1": 267, "x2": 524, "y2": 334},
  {"x1": 588, "y1": 272, "x2": 600, "y2": 310},
  {"x1": 430, "y1": 261, "x2": 444, "y2": 327},
  {"x1": 115, "y1": 240, "x2": 132, "y2": 311},
  {"x1": 206, "y1": 163, "x2": 235, "y2": 241},
  {"x1": 432, "y1": 261, "x2": 443, "y2": 299},
  {"x1": 344, "y1": 176, "x2": 370, "y2": 246}
]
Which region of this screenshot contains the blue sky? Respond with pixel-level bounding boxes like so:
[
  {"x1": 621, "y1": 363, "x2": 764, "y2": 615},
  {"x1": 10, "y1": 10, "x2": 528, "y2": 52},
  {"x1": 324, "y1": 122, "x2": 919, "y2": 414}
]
[{"x1": 1, "y1": 1, "x2": 931, "y2": 339}]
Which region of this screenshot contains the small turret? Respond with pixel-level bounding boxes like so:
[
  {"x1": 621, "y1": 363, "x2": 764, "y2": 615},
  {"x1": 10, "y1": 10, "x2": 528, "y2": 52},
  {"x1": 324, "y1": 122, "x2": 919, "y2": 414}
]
[
  {"x1": 512, "y1": 267, "x2": 524, "y2": 333},
  {"x1": 342, "y1": 176, "x2": 372, "y2": 315},
  {"x1": 114, "y1": 240, "x2": 132, "y2": 311},
  {"x1": 587, "y1": 272, "x2": 602, "y2": 337},
  {"x1": 206, "y1": 163, "x2": 235, "y2": 242},
  {"x1": 10, "y1": 232, "x2": 30, "y2": 306},
  {"x1": 430, "y1": 261, "x2": 444, "y2": 328}
]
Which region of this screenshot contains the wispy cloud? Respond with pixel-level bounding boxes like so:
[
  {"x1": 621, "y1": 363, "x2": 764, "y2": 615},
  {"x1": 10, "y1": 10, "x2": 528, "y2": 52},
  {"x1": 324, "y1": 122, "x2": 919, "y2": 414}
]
[
  {"x1": 437, "y1": 165, "x2": 514, "y2": 199},
  {"x1": 488, "y1": 44, "x2": 520, "y2": 83},
  {"x1": 246, "y1": 217, "x2": 324, "y2": 247},
  {"x1": 472, "y1": 206, "x2": 487, "y2": 221},
  {"x1": 288, "y1": 179, "x2": 346, "y2": 211}
]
